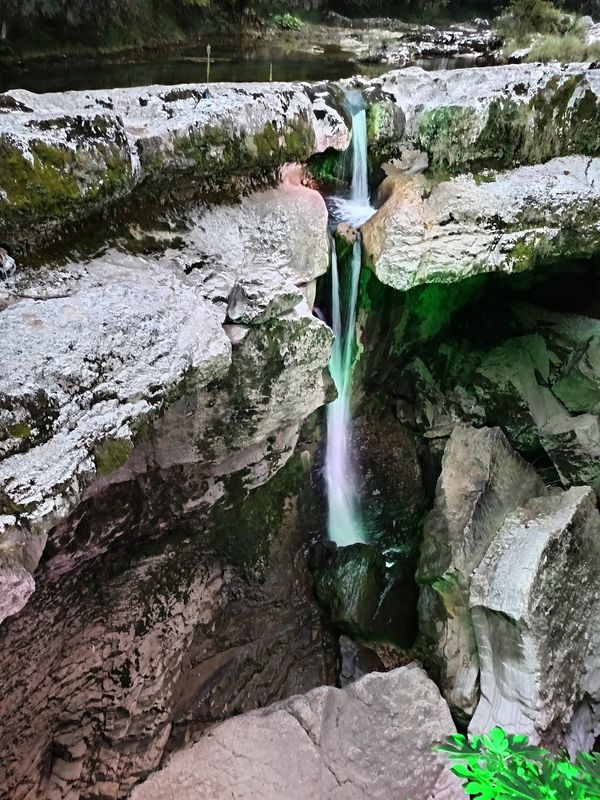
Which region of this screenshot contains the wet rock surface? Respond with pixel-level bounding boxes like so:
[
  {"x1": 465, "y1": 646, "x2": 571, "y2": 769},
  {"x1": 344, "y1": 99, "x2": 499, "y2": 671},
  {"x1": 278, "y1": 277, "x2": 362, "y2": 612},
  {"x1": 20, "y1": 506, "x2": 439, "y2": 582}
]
[{"x1": 130, "y1": 664, "x2": 464, "y2": 800}]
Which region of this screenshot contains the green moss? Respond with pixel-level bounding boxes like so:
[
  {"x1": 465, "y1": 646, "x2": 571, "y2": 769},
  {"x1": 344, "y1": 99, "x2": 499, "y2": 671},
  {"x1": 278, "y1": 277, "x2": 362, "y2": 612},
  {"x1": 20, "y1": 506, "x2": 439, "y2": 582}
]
[
  {"x1": 306, "y1": 148, "x2": 346, "y2": 188},
  {"x1": 94, "y1": 437, "x2": 134, "y2": 477},
  {"x1": 0, "y1": 138, "x2": 80, "y2": 214},
  {"x1": 8, "y1": 423, "x2": 32, "y2": 439},
  {"x1": 208, "y1": 453, "x2": 306, "y2": 574},
  {"x1": 416, "y1": 105, "x2": 480, "y2": 175},
  {"x1": 417, "y1": 75, "x2": 600, "y2": 174},
  {"x1": 169, "y1": 116, "x2": 315, "y2": 183}
]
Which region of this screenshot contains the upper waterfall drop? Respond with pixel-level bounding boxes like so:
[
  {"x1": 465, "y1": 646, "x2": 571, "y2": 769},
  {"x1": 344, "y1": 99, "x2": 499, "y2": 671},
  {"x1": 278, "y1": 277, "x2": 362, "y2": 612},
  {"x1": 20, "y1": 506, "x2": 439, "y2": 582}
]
[
  {"x1": 330, "y1": 91, "x2": 375, "y2": 229},
  {"x1": 325, "y1": 93, "x2": 376, "y2": 548}
]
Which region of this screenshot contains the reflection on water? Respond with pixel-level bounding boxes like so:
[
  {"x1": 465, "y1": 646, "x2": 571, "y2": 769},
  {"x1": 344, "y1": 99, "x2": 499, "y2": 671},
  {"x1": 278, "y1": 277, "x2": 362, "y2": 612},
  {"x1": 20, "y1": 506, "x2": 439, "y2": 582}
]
[
  {"x1": 0, "y1": 36, "x2": 478, "y2": 94},
  {"x1": 0, "y1": 40, "x2": 390, "y2": 94}
]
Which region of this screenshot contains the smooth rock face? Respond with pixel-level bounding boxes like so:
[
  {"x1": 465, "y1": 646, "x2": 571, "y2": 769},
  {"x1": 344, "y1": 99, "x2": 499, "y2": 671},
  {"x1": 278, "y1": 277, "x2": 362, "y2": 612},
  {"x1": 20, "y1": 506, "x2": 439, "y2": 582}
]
[
  {"x1": 131, "y1": 664, "x2": 464, "y2": 800},
  {"x1": 417, "y1": 425, "x2": 546, "y2": 718},
  {"x1": 469, "y1": 486, "x2": 600, "y2": 747},
  {"x1": 362, "y1": 157, "x2": 600, "y2": 292}
]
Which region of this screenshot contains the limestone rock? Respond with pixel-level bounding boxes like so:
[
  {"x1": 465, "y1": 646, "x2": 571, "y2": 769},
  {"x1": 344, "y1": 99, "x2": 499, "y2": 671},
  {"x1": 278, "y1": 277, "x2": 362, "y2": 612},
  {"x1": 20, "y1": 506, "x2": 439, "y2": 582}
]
[
  {"x1": 362, "y1": 157, "x2": 600, "y2": 292},
  {"x1": 131, "y1": 664, "x2": 464, "y2": 800},
  {"x1": 469, "y1": 486, "x2": 600, "y2": 747},
  {"x1": 0, "y1": 177, "x2": 331, "y2": 623},
  {"x1": 227, "y1": 271, "x2": 304, "y2": 324},
  {"x1": 417, "y1": 425, "x2": 546, "y2": 718},
  {"x1": 367, "y1": 63, "x2": 600, "y2": 171},
  {"x1": 0, "y1": 82, "x2": 349, "y2": 250}
]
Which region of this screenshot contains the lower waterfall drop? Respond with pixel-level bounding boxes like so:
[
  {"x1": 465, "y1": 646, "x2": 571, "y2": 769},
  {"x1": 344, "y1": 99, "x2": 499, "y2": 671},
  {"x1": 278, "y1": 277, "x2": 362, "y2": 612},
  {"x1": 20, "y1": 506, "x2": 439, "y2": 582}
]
[{"x1": 325, "y1": 237, "x2": 365, "y2": 546}]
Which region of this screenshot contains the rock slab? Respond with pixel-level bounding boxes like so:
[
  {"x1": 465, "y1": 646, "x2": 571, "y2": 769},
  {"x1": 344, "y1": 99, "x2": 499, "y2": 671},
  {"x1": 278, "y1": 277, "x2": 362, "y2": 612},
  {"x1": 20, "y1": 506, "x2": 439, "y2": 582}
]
[
  {"x1": 470, "y1": 486, "x2": 600, "y2": 748},
  {"x1": 131, "y1": 663, "x2": 464, "y2": 800}
]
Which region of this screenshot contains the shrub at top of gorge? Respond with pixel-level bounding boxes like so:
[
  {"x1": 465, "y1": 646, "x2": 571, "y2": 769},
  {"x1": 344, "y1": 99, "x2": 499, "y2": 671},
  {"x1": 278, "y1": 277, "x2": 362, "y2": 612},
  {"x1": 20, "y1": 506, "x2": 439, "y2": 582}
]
[{"x1": 1, "y1": 0, "x2": 600, "y2": 799}]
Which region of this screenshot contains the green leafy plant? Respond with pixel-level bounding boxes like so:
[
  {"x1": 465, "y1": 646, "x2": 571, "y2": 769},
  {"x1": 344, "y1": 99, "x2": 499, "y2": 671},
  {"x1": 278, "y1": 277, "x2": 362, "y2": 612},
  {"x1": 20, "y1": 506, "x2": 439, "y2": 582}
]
[
  {"x1": 437, "y1": 726, "x2": 600, "y2": 800},
  {"x1": 272, "y1": 12, "x2": 303, "y2": 30}
]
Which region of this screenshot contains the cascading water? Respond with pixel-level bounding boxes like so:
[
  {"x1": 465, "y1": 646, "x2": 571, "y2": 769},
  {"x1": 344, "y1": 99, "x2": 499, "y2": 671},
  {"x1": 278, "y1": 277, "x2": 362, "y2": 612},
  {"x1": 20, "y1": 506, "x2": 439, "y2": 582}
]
[{"x1": 325, "y1": 93, "x2": 376, "y2": 547}]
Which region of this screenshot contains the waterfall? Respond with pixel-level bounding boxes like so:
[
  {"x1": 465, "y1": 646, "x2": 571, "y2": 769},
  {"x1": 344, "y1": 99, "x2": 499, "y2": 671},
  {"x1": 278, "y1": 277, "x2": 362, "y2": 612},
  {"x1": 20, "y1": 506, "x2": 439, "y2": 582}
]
[
  {"x1": 325, "y1": 95, "x2": 375, "y2": 547},
  {"x1": 325, "y1": 238, "x2": 365, "y2": 546}
]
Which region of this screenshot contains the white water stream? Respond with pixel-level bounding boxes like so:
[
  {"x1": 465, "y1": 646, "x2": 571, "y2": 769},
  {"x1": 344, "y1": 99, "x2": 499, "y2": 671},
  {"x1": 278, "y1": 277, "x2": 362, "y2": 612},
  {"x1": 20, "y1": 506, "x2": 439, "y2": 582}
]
[{"x1": 325, "y1": 93, "x2": 375, "y2": 547}]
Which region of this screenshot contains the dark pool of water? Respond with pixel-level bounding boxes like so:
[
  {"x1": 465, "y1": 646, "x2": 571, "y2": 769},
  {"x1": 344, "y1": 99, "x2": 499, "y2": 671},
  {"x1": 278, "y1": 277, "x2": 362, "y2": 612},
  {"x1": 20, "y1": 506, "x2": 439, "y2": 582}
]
[{"x1": 0, "y1": 40, "x2": 393, "y2": 94}]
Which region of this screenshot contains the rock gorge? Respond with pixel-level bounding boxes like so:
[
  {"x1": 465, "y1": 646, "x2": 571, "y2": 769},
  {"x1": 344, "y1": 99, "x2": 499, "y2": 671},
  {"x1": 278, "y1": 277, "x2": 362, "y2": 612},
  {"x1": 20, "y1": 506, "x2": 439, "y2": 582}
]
[{"x1": 1, "y1": 60, "x2": 600, "y2": 798}]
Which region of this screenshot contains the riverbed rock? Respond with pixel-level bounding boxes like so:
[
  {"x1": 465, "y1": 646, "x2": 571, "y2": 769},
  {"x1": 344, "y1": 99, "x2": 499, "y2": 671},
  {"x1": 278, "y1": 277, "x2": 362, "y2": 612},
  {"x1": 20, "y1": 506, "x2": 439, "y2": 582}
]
[
  {"x1": 130, "y1": 663, "x2": 464, "y2": 800},
  {"x1": 362, "y1": 157, "x2": 600, "y2": 292},
  {"x1": 0, "y1": 81, "x2": 349, "y2": 251},
  {"x1": 417, "y1": 425, "x2": 546, "y2": 718},
  {"x1": 469, "y1": 486, "x2": 600, "y2": 747}
]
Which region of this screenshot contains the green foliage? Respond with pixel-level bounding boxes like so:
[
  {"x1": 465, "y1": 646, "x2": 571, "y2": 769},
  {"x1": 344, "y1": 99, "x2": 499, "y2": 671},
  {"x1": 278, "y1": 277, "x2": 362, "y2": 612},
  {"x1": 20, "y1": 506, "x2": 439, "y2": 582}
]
[
  {"x1": 271, "y1": 12, "x2": 303, "y2": 30},
  {"x1": 498, "y1": 0, "x2": 565, "y2": 39},
  {"x1": 526, "y1": 31, "x2": 600, "y2": 62},
  {"x1": 438, "y1": 727, "x2": 600, "y2": 800}
]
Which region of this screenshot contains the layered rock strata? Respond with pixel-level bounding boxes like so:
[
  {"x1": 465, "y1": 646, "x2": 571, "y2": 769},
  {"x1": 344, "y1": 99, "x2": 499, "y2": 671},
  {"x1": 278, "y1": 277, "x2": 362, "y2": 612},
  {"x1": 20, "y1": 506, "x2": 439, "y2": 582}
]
[{"x1": 416, "y1": 425, "x2": 546, "y2": 718}]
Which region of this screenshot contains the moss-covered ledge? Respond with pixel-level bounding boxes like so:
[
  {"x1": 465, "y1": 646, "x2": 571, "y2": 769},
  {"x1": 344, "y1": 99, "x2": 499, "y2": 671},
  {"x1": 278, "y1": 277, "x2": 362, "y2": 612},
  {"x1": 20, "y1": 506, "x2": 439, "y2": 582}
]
[{"x1": 0, "y1": 81, "x2": 350, "y2": 253}]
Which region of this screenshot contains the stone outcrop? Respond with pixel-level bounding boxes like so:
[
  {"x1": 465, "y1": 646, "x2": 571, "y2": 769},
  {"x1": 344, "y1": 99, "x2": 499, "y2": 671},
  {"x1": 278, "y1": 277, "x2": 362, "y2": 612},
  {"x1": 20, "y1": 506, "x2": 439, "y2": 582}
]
[
  {"x1": 363, "y1": 63, "x2": 600, "y2": 172},
  {"x1": 469, "y1": 486, "x2": 600, "y2": 749},
  {"x1": 130, "y1": 664, "x2": 464, "y2": 800},
  {"x1": 417, "y1": 425, "x2": 546, "y2": 719},
  {"x1": 362, "y1": 156, "x2": 600, "y2": 292},
  {"x1": 0, "y1": 82, "x2": 349, "y2": 251},
  {"x1": 0, "y1": 172, "x2": 331, "y2": 624}
]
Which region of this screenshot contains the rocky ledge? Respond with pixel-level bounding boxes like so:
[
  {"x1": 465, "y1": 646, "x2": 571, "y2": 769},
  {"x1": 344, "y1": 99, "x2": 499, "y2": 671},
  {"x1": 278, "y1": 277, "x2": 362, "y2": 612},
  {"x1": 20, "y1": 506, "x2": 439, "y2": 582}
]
[{"x1": 0, "y1": 81, "x2": 349, "y2": 252}]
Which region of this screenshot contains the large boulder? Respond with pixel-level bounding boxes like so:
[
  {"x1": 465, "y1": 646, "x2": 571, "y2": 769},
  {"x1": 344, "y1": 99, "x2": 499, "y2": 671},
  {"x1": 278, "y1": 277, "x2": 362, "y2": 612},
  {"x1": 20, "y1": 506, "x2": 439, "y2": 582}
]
[
  {"x1": 130, "y1": 663, "x2": 464, "y2": 800},
  {"x1": 362, "y1": 157, "x2": 600, "y2": 292},
  {"x1": 417, "y1": 425, "x2": 546, "y2": 718},
  {"x1": 469, "y1": 486, "x2": 600, "y2": 749}
]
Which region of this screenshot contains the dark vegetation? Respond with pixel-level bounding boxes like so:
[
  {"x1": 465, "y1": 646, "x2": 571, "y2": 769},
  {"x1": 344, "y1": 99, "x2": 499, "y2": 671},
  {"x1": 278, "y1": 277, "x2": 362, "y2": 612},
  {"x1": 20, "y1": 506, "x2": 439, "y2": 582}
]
[{"x1": 0, "y1": 0, "x2": 596, "y2": 64}]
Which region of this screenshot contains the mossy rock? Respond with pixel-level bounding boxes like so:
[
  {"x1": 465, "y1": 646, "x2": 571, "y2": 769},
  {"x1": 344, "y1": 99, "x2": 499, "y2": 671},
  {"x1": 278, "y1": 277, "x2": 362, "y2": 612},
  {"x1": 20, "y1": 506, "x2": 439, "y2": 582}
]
[
  {"x1": 416, "y1": 75, "x2": 600, "y2": 174},
  {"x1": 94, "y1": 438, "x2": 134, "y2": 478},
  {"x1": 0, "y1": 116, "x2": 132, "y2": 249}
]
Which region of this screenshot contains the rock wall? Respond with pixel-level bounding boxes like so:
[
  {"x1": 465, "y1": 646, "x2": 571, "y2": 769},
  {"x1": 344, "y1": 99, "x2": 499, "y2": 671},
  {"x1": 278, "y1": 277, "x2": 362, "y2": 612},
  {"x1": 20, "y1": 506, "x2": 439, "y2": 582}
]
[{"x1": 0, "y1": 173, "x2": 337, "y2": 798}]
